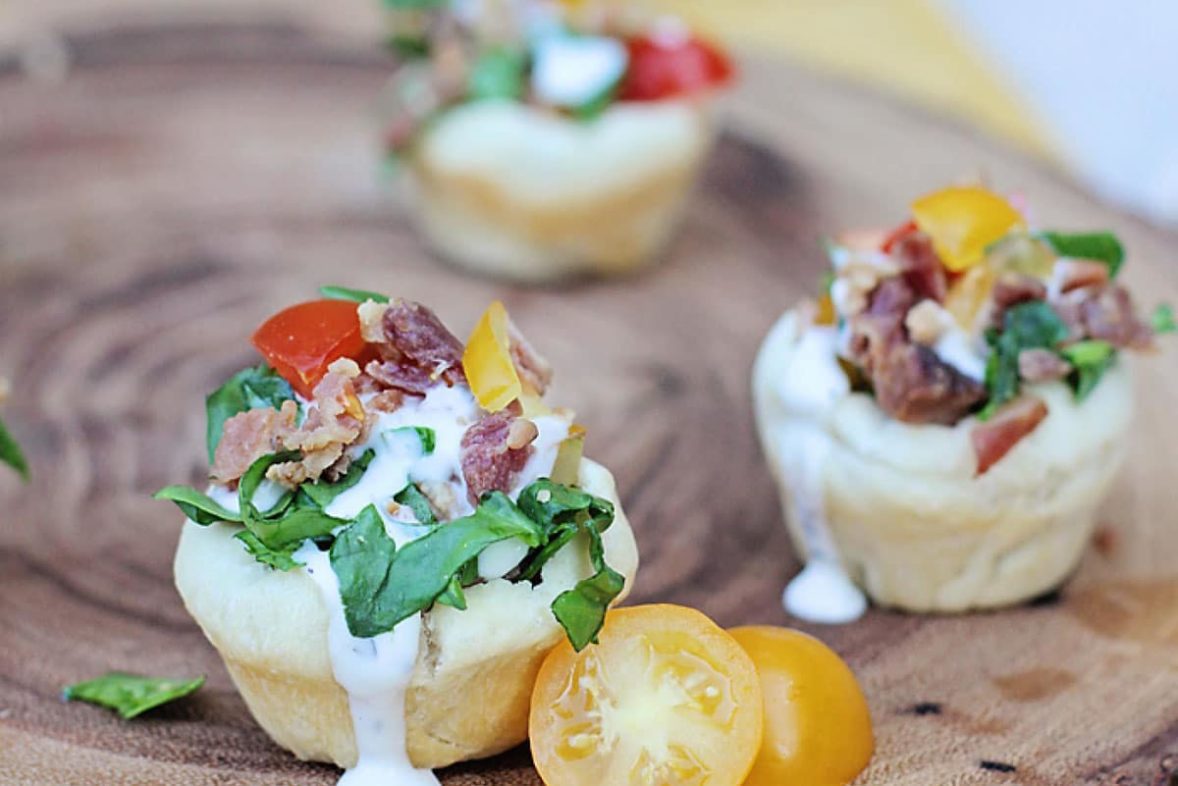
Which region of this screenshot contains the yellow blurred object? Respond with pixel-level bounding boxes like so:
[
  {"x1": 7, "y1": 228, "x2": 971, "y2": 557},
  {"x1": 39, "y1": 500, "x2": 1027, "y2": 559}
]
[
  {"x1": 462, "y1": 301, "x2": 521, "y2": 412},
  {"x1": 814, "y1": 293, "x2": 837, "y2": 326},
  {"x1": 911, "y1": 185, "x2": 1023, "y2": 272},
  {"x1": 943, "y1": 264, "x2": 995, "y2": 330},
  {"x1": 729, "y1": 626, "x2": 874, "y2": 786},
  {"x1": 651, "y1": 0, "x2": 1051, "y2": 157}
]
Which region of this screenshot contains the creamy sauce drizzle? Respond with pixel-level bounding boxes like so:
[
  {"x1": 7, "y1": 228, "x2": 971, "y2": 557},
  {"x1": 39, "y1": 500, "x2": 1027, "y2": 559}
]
[
  {"x1": 216, "y1": 384, "x2": 570, "y2": 784},
  {"x1": 774, "y1": 324, "x2": 869, "y2": 624}
]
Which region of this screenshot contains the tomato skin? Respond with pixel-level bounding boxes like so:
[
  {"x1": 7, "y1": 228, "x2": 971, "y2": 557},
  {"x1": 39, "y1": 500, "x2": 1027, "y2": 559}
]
[
  {"x1": 729, "y1": 626, "x2": 874, "y2": 786},
  {"x1": 618, "y1": 34, "x2": 734, "y2": 102},
  {"x1": 251, "y1": 299, "x2": 372, "y2": 398},
  {"x1": 880, "y1": 219, "x2": 918, "y2": 253}
]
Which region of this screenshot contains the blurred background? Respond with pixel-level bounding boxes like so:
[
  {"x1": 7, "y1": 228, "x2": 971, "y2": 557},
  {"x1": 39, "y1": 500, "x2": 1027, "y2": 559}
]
[{"x1": 4, "y1": 0, "x2": 1178, "y2": 226}]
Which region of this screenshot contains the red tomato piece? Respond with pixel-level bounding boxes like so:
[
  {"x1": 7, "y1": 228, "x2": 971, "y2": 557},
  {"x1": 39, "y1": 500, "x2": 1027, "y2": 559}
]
[
  {"x1": 251, "y1": 299, "x2": 372, "y2": 398},
  {"x1": 618, "y1": 33, "x2": 734, "y2": 102},
  {"x1": 880, "y1": 220, "x2": 918, "y2": 253}
]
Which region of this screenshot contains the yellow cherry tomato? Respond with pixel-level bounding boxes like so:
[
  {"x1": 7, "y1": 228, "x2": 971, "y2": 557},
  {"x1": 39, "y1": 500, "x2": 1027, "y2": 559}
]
[
  {"x1": 530, "y1": 605, "x2": 764, "y2": 786},
  {"x1": 728, "y1": 626, "x2": 874, "y2": 786},
  {"x1": 911, "y1": 185, "x2": 1023, "y2": 272},
  {"x1": 462, "y1": 300, "x2": 521, "y2": 412}
]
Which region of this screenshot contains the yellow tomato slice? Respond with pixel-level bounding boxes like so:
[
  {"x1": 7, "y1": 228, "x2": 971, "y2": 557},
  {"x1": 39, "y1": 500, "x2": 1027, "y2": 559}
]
[
  {"x1": 911, "y1": 185, "x2": 1023, "y2": 272},
  {"x1": 530, "y1": 605, "x2": 764, "y2": 786},
  {"x1": 462, "y1": 300, "x2": 521, "y2": 412},
  {"x1": 729, "y1": 626, "x2": 874, "y2": 786}
]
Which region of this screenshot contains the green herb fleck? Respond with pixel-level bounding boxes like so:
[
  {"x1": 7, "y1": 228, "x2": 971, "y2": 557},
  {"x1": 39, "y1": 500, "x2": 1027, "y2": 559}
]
[
  {"x1": 1060, "y1": 340, "x2": 1117, "y2": 400},
  {"x1": 319, "y1": 285, "x2": 390, "y2": 304},
  {"x1": 981, "y1": 301, "x2": 1070, "y2": 419},
  {"x1": 1039, "y1": 231, "x2": 1125, "y2": 276},
  {"x1": 1152, "y1": 303, "x2": 1176, "y2": 335},
  {"x1": 205, "y1": 365, "x2": 295, "y2": 463},
  {"x1": 468, "y1": 47, "x2": 527, "y2": 101},
  {"x1": 63, "y1": 673, "x2": 205, "y2": 719},
  {"x1": 0, "y1": 416, "x2": 29, "y2": 481}
]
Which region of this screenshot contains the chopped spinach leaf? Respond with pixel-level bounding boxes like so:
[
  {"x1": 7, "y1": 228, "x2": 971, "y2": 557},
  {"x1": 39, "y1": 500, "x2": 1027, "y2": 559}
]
[
  {"x1": 1153, "y1": 303, "x2": 1176, "y2": 335},
  {"x1": 1039, "y1": 231, "x2": 1125, "y2": 276},
  {"x1": 1060, "y1": 340, "x2": 1116, "y2": 400},
  {"x1": 435, "y1": 574, "x2": 469, "y2": 611},
  {"x1": 300, "y1": 449, "x2": 376, "y2": 509},
  {"x1": 332, "y1": 492, "x2": 544, "y2": 638},
  {"x1": 981, "y1": 301, "x2": 1070, "y2": 419},
  {"x1": 468, "y1": 47, "x2": 527, "y2": 101},
  {"x1": 63, "y1": 672, "x2": 204, "y2": 719},
  {"x1": 238, "y1": 452, "x2": 298, "y2": 521},
  {"x1": 517, "y1": 479, "x2": 614, "y2": 531},
  {"x1": 319, "y1": 285, "x2": 390, "y2": 304},
  {"x1": 235, "y1": 530, "x2": 302, "y2": 571},
  {"x1": 237, "y1": 453, "x2": 347, "y2": 549},
  {"x1": 153, "y1": 486, "x2": 242, "y2": 526},
  {"x1": 0, "y1": 416, "x2": 29, "y2": 480},
  {"x1": 205, "y1": 365, "x2": 295, "y2": 463},
  {"x1": 393, "y1": 483, "x2": 438, "y2": 526},
  {"x1": 387, "y1": 34, "x2": 430, "y2": 59},
  {"x1": 551, "y1": 524, "x2": 625, "y2": 652}
]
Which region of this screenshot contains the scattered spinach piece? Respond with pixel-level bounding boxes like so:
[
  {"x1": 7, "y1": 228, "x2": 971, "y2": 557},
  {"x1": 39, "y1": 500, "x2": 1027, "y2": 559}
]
[
  {"x1": 237, "y1": 452, "x2": 298, "y2": 522},
  {"x1": 551, "y1": 525, "x2": 625, "y2": 651},
  {"x1": 235, "y1": 530, "x2": 302, "y2": 571},
  {"x1": 319, "y1": 285, "x2": 390, "y2": 304},
  {"x1": 332, "y1": 492, "x2": 545, "y2": 638},
  {"x1": 1153, "y1": 303, "x2": 1176, "y2": 335},
  {"x1": 153, "y1": 486, "x2": 243, "y2": 526},
  {"x1": 237, "y1": 453, "x2": 347, "y2": 549},
  {"x1": 1039, "y1": 231, "x2": 1125, "y2": 276},
  {"x1": 1060, "y1": 340, "x2": 1117, "y2": 400},
  {"x1": 393, "y1": 483, "x2": 438, "y2": 526},
  {"x1": 468, "y1": 47, "x2": 527, "y2": 101},
  {"x1": 981, "y1": 301, "x2": 1070, "y2": 419},
  {"x1": 205, "y1": 365, "x2": 295, "y2": 463},
  {"x1": 300, "y1": 449, "x2": 376, "y2": 508},
  {"x1": 0, "y1": 416, "x2": 29, "y2": 481},
  {"x1": 63, "y1": 673, "x2": 205, "y2": 719}
]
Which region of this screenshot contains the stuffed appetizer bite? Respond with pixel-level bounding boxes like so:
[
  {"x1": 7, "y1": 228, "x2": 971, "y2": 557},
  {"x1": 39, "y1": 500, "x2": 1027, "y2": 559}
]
[
  {"x1": 382, "y1": 1, "x2": 734, "y2": 282},
  {"x1": 158, "y1": 288, "x2": 639, "y2": 783},
  {"x1": 754, "y1": 186, "x2": 1173, "y2": 621}
]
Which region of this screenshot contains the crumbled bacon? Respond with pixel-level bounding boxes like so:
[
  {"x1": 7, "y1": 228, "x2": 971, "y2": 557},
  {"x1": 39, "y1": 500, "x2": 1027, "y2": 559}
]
[
  {"x1": 508, "y1": 319, "x2": 553, "y2": 396},
  {"x1": 1052, "y1": 259, "x2": 1109, "y2": 294},
  {"x1": 1078, "y1": 284, "x2": 1154, "y2": 350},
  {"x1": 210, "y1": 401, "x2": 299, "y2": 484},
  {"x1": 460, "y1": 411, "x2": 536, "y2": 503},
  {"x1": 1018, "y1": 348, "x2": 1072, "y2": 383},
  {"x1": 971, "y1": 397, "x2": 1049, "y2": 475},
  {"x1": 268, "y1": 360, "x2": 368, "y2": 488},
  {"x1": 988, "y1": 274, "x2": 1047, "y2": 330},
  {"x1": 366, "y1": 299, "x2": 466, "y2": 395},
  {"x1": 890, "y1": 228, "x2": 948, "y2": 302},
  {"x1": 848, "y1": 279, "x2": 985, "y2": 425}
]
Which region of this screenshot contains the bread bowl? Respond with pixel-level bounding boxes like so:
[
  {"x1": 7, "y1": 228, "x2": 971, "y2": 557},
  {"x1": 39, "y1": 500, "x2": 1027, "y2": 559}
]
[
  {"x1": 753, "y1": 185, "x2": 1171, "y2": 620},
  {"x1": 381, "y1": 5, "x2": 733, "y2": 282},
  {"x1": 158, "y1": 290, "x2": 639, "y2": 781}
]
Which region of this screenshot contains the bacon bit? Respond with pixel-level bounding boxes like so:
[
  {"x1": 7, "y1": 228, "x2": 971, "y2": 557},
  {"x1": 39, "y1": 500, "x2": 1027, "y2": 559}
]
[
  {"x1": 508, "y1": 319, "x2": 553, "y2": 397},
  {"x1": 210, "y1": 401, "x2": 299, "y2": 484},
  {"x1": 367, "y1": 299, "x2": 466, "y2": 394},
  {"x1": 1079, "y1": 284, "x2": 1154, "y2": 350},
  {"x1": 875, "y1": 344, "x2": 986, "y2": 425},
  {"x1": 460, "y1": 411, "x2": 534, "y2": 503},
  {"x1": 366, "y1": 389, "x2": 405, "y2": 414},
  {"x1": 1052, "y1": 259, "x2": 1110, "y2": 294},
  {"x1": 891, "y1": 228, "x2": 948, "y2": 302},
  {"x1": 1018, "y1": 348, "x2": 1072, "y2": 383},
  {"x1": 1092, "y1": 526, "x2": 1118, "y2": 557},
  {"x1": 987, "y1": 273, "x2": 1048, "y2": 330},
  {"x1": 268, "y1": 364, "x2": 368, "y2": 487},
  {"x1": 971, "y1": 397, "x2": 1049, "y2": 476}
]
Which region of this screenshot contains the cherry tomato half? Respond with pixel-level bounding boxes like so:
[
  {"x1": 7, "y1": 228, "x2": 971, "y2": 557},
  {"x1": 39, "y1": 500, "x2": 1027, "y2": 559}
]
[
  {"x1": 618, "y1": 32, "x2": 734, "y2": 102},
  {"x1": 251, "y1": 299, "x2": 372, "y2": 398}
]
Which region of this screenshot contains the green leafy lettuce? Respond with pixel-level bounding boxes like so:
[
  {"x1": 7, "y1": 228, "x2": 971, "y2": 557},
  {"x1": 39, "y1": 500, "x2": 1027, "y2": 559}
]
[
  {"x1": 205, "y1": 365, "x2": 295, "y2": 463},
  {"x1": 1039, "y1": 231, "x2": 1125, "y2": 276},
  {"x1": 0, "y1": 416, "x2": 29, "y2": 480},
  {"x1": 63, "y1": 673, "x2": 205, "y2": 719},
  {"x1": 981, "y1": 301, "x2": 1070, "y2": 419}
]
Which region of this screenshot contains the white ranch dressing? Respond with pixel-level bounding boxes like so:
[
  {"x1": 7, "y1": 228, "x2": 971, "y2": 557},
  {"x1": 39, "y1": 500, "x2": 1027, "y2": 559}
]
[
  {"x1": 775, "y1": 325, "x2": 869, "y2": 624},
  {"x1": 530, "y1": 34, "x2": 629, "y2": 109}
]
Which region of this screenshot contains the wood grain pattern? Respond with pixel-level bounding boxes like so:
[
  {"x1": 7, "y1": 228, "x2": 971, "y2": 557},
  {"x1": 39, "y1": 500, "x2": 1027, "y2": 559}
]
[{"x1": 1, "y1": 20, "x2": 1177, "y2": 786}]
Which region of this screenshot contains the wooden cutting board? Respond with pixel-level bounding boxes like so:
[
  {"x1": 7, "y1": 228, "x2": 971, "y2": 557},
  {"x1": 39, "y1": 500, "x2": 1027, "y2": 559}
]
[{"x1": 1, "y1": 20, "x2": 1176, "y2": 786}]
